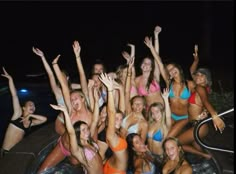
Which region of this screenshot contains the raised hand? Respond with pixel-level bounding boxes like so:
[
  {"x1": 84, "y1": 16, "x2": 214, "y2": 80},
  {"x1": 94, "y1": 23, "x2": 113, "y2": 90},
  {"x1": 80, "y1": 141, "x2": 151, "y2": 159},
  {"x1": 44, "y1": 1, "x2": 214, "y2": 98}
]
[
  {"x1": 72, "y1": 40, "x2": 81, "y2": 58},
  {"x1": 52, "y1": 55, "x2": 61, "y2": 65},
  {"x1": 88, "y1": 79, "x2": 95, "y2": 89},
  {"x1": 154, "y1": 25, "x2": 162, "y2": 37},
  {"x1": 193, "y1": 44, "x2": 199, "y2": 61},
  {"x1": 122, "y1": 51, "x2": 131, "y2": 64},
  {"x1": 32, "y1": 47, "x2": 44, "y2": 57},
  {"x1": 1, "y1": 67, "x2": 12, "y2": 80},
  {"x1": 161, "y1": 88, "x2": 170, "y2": 100},
  {"x1": 99, "y1": 73, "x2": 114, "y2": 91},
  {"x1": 127, "y1": 43, "x2": 135, "y2": 58},
  {"x1": 144, "y1": 36, "x2": 153, "y2": 48},
  {"x1": 50, "y1": 104, "x2": 67, "y2": 113}
]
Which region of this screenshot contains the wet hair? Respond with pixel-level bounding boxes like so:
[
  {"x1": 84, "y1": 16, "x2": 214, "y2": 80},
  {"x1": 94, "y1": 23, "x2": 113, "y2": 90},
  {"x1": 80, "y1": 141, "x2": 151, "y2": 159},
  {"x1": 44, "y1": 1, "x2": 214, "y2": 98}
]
[{"x1": 162, "y1": 137, "x2": 185, "y2": 171}]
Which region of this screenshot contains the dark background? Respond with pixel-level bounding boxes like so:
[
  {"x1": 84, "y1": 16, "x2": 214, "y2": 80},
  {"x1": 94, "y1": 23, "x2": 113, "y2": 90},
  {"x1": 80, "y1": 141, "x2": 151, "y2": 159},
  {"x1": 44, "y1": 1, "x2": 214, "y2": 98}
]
[
  {"x1": 0, "y1": 1, "x2": 234, "y2": 89},
  {"x1": 0, "y1": 1, "x2": 234, "y2": 146}
]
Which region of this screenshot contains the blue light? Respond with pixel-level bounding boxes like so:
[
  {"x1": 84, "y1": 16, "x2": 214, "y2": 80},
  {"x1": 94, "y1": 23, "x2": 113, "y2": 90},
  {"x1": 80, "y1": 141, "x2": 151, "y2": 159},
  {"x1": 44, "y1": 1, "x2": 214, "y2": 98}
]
[{"x1": 20, "y1": 89, "x2": 28, "y2": 93}]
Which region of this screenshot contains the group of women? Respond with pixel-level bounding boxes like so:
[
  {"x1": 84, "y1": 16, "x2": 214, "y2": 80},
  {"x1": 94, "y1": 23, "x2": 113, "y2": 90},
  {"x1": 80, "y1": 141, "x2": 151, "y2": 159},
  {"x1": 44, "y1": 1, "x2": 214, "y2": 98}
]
[{"x1": 1, "y1": 25, "x2": 225, "y2": 174}]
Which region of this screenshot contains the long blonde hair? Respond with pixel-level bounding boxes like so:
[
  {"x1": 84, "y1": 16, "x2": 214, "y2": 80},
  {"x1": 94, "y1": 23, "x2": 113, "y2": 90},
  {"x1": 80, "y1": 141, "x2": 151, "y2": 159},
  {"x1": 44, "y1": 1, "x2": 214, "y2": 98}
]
[{"x1": 148, "y1": 102, "x2": 168, "y2": 138}]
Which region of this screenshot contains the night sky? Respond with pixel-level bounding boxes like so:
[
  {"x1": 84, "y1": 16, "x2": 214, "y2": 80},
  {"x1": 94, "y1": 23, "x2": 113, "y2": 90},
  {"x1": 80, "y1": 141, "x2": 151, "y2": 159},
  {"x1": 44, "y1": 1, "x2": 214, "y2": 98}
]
[{"x1": 0, "y1": 1, "x2": 234, "y2": 90}]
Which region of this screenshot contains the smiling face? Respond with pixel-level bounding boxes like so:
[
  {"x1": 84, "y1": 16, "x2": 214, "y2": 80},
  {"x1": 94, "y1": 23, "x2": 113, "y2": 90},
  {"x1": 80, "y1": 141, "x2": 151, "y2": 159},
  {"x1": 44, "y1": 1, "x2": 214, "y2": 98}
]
[
  {"x1": 166, "y1": 64, "x2": 179, "y2": 79},
  {"x1": 132, "y1": 135, "x2": 147, "y2": 153},
  {"x1": 79, "y1": 123, "x2": 90, "y2": 141},
  {"x1": 141, "y1": 57, "x2": 153, "y2": 72},
  {"x1": 150, "y1": 106, "x2": 162, "y2": 122},
  {"x1": 115, "y1": 112, "x2": 124, "y2": 129},
  {"x1": 164, "y1": 139, "x2": 180, "y2": 161},
  {"x1": 131, "y1": 97, "x2": 145, "y2": 113},
  {"x1": 23, "y1": 101, "x2": 36, "y2": 114},
  {"x1": 194, "y1": 72, "x2": 207, "y2": 86}
]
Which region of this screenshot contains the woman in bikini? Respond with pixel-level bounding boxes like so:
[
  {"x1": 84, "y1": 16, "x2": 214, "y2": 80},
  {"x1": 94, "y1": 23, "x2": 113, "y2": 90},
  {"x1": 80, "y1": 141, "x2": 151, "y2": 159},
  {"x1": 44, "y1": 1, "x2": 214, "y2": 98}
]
[
  {"x1": 37, "y1": 54, "x2": 93, "y2": 172},
  {"x1": 135, "y1": 26, "x2": 169, "y2": 113},
  {"x1": 166, "y1": 45, "x2": 201, "y2": 138},
  {"x1": 126, "y1": 133, "x2": 156, "y2": 174},
  {"x1": 32, "y1": 47, "x2": 80, "y2": 135},
  {"x1": 176, "y1": 68, "x2": 225, "y2": 159},
  {"x1": 1, "y1": 67, "x2": 47, "y2": 157},
  {"x1": 162, "y1": 137, "x2": 192, "y2": 174},
  {"x1": 99, "y1": 73, "x2": 128, "y2": 174},
  {"x1": 121, "y1": 57, "x2": 148, "y2": 143},
  {"x1": 49, "y1": 88, "x2": 103, "y2": 174},
  {"x1": 147, "y1": 88, "x2": 171, "y2": 169}
]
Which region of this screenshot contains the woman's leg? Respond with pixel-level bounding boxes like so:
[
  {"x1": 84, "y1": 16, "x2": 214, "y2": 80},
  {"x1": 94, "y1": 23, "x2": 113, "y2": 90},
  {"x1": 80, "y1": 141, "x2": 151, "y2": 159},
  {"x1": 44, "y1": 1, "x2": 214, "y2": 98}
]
[{"x1": 37, "y1": 143, "x2": 65, "y2": 173}]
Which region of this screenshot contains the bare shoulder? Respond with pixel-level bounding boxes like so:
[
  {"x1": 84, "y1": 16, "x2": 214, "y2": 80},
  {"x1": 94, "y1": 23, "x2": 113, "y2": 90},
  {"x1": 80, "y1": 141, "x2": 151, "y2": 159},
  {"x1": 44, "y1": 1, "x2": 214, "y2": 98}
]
[{"x1": 179, "y1": 162, "x2": 193, "y2": 174}]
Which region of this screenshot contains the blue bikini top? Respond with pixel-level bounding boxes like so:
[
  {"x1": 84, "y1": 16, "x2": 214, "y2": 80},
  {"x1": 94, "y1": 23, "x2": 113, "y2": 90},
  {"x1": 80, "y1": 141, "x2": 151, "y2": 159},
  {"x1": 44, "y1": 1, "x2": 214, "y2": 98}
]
[
  {"x1": 169, "y1": 83, "x2": 190, "y2": 100},
  {"x1": 147, "y1": 129, "x2": 163, "y2": 142}
]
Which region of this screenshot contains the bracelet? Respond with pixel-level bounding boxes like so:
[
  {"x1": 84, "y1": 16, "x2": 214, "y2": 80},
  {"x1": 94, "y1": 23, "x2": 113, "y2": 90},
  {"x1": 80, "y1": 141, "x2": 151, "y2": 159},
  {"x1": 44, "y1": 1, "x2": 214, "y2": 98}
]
[
  {"x1": 52, "y1": 62, "x2": 57, "y2": 65},
  {"x1": 212, "y1": 115, "x2": 218, "y2": 120},
  {"x1": 127, "y1": 73, "x2": 132, "y2": 77},
  {"x1": 108, "y1": 90, "x2": 113, "y2": 92}
]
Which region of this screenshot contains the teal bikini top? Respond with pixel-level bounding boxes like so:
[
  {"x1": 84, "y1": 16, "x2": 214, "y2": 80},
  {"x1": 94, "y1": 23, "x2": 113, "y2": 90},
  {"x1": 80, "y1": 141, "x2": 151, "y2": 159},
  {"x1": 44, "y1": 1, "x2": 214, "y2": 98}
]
[
  {"x1": 147, "y1": 129, "x2": 163, "y2": 142},
  {"x1": 169, "y1": 83, "x2": 190, "y2": 100}
]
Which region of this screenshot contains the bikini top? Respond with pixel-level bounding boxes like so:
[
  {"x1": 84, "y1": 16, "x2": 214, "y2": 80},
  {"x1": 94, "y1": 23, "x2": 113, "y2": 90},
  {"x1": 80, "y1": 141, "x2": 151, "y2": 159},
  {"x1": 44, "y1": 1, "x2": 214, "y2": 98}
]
[
  {"x1": 137, "y1": 80, "x2": 160, "y2": 96},
  {"x1": 142, "y1": 161, "x2": 155, "y2": 174},
  {"x1": 57, "y1": 96, "x2": 65, "y2": 106},
  {"x1": 84, "y1": 143, "x2": 99, "y2": 161},
  {"x1": 147, "y1": 129, "x2": 163, "y2": 142},
  {"x1": 169, "y1": 83, "x2": 190, "y2": 100},
  {"x1": 10, "y1": 117, "x2": 32, "y2": 133},
  {"x1": 121, "y1": 116, "x2": 139, "y2": 135},
  {"x1": 188, "y1": 86, "x2": 210, "y2": 106}
]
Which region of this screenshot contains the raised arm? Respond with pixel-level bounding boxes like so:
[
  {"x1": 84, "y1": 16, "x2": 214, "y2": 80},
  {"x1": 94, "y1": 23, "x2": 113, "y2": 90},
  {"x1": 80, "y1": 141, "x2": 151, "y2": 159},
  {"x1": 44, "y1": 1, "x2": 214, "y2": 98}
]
[
  {"x1": 90, "y1": 88, "x2": 100, "y2": 140},
  {"x1": 144, "y1": 36, "x2": 169, "y2": 87},
  {"x1": 154, "y1": 25, "x2": 162, "y2": 55},
  {"x1": 21, "y1": 113, "x2": 47, "y2": 126},
  {"x1": 99, "y1": 73, "x2": 118, "y2": 146},
  {"x1": 113, "y1": 80, "x2": 125, "y2": 113},
  {"x1": 161, "y1": 88, "x2": 171, "y2": 129},
  {"x1": 125, "y1": 57, "x2": 135, "y2": 115},
  {"x1": 190, "y1": 44, "x2": 199, "y2": 79},
  {"x1": 73, "y1": 41, "x2": 89, "y2": 99},
  {"x1": 50, "y1": 104, "x2": 78, "y2": 154},
  {"x1": 52, "y1": 56, "x2": 72, "y2": 113},
  {"x1": 1, "y1": 67, "x2": 22, "y2": 120},
  {"x1": 122, "y1": 43, "x2": 136, "y2": 81},
  {"x1": 32, "y1": 47, "x2": 61, "y2": 100}
]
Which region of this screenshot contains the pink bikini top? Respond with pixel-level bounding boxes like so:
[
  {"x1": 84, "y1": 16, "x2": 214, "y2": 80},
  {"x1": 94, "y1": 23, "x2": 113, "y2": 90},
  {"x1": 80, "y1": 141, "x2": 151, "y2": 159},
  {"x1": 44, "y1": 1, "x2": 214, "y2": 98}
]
[
  {"x1": 137, "y1": 80, "x2": 160, "y2": 96},
  {"x1": 84, "y1": 143, "x2": 99, "y2": 161}
]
